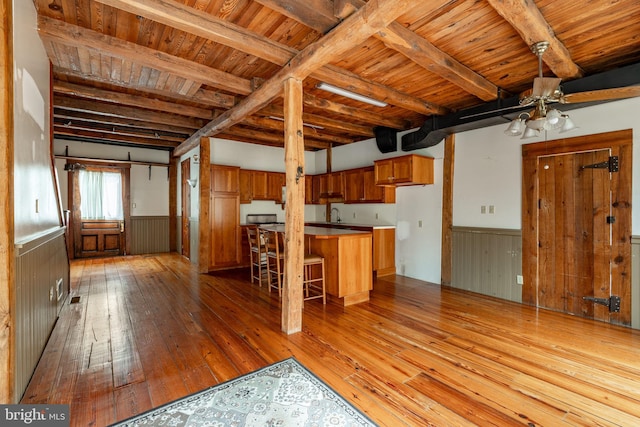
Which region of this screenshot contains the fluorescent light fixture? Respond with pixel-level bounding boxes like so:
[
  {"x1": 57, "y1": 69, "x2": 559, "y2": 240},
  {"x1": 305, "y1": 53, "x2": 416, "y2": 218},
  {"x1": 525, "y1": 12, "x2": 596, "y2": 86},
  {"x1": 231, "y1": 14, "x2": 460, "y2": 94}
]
[
  {"x1": 268, "y1": 116, "x2": 325, "y2": 130},
  {"x1": 316, "y1": 82, "x2": 387, "y2": 107}
]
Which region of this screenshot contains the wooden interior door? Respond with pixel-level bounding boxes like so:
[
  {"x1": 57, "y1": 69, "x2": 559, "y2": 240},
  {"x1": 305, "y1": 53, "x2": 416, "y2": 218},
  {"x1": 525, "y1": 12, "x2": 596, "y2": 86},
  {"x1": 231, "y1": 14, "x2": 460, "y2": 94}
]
[
  {"x1": 181, "y1": 159, "x2": 190, "y2": 259},
  {"x1": 70, "y1": 164, "x2": 130, "y2": 259},
  {"x1": 537, "y1": 150, "x2": 611, "y2": 318}
]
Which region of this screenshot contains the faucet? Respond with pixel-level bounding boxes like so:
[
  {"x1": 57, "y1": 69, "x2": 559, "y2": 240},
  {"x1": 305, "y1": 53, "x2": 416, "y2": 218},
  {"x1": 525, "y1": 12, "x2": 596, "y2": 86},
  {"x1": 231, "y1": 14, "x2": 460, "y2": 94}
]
[{"x1": 330, "y1": 207, "x2": 341, "y2": 223}]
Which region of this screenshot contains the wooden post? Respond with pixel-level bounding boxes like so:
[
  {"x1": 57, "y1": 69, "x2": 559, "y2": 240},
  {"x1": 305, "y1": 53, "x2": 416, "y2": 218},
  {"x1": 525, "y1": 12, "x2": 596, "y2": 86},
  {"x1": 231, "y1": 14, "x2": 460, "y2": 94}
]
[
  {"x1": 168, "y1": 154, "x2": 178, "y2": 252},
  {"x1": 0, "y1": 0, "x2": 14, "y2": 402},
  {"x1": 441, "y1": 134, "x2": 454, "y2": 286},
  {"x1": 198, "y1": 137, "x2": 210, "y2": 273},
  {"x1": 282, "y1": 77, "x2": 304, "y2": 334},
  {"x1": 325, "y1": 145, "x2": 332, "y2": 222}
]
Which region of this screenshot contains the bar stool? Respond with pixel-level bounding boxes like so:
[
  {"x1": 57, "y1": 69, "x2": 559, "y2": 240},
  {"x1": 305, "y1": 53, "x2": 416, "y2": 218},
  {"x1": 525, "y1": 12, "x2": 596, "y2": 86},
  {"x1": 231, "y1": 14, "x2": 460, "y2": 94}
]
[
  {"x1": 264, "y1": 230, "x2": 285, "y2": 296},
  {"x1": 246, "y1": 226, "x2": 267, "y2": 286},
  {"x1": 303, "y1": 253, "x2": 326, "y2": 304}
]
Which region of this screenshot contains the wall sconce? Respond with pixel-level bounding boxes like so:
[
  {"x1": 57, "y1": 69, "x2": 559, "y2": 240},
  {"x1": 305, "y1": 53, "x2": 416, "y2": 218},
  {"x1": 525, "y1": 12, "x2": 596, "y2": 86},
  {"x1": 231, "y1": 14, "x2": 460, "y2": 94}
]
[
  {"x1": 193, "y1": 154, "x2": 200, "y2": 164},
  {"x1": 186, "y1": 179, "x2": 198, "y2": 188}
]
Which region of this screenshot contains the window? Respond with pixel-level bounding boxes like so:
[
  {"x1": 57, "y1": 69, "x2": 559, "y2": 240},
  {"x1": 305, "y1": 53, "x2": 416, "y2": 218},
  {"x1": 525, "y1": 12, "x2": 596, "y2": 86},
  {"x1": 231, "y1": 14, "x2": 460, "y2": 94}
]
[{"x1": 79, "y1": 170, "x2": 124, "y2": 220}]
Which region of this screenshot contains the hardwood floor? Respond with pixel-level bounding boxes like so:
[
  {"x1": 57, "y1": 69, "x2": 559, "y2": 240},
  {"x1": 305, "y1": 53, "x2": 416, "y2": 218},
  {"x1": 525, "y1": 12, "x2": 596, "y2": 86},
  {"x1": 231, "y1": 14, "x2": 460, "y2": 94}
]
[{"x1": 21, "y1": 253, "x2": 640, "y2": 426}]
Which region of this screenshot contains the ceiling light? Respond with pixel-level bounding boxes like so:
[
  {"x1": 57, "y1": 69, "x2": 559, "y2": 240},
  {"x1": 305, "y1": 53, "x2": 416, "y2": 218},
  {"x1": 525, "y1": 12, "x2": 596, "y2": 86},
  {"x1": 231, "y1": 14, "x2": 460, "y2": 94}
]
[
  {"x1": 504, "y1": 100, "x2": 575, "y2": 138},
  {"x1": 316, "y1": 82, "x2": 387, "y2": 107}
]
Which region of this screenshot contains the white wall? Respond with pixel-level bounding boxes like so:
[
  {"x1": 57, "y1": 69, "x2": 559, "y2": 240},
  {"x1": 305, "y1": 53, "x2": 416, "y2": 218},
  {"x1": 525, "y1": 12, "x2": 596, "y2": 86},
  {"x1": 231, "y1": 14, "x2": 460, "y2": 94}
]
[
  {"x1": 454, "y1": 97, "x2": 640, "y2": 233},
  {"x1": 54, "y1": 139, "x2": 170, "y2": 216},
  {"x1": 13, "y1": 0, "x2": 59, "y2": 241}
]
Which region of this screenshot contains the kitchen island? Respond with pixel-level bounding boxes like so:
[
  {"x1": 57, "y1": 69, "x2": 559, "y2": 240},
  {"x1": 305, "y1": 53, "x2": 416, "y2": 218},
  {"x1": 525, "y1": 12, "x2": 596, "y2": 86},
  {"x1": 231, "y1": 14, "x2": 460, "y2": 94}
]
[{"x1": 261, "y1": 225, "x2": 372, "y2": 306}]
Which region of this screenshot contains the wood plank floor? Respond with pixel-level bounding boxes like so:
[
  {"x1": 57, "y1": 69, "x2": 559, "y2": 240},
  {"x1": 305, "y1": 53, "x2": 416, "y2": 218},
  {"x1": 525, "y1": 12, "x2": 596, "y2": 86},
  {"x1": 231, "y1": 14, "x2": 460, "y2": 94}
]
[{"x1": 21, "y1": 253, "x2": 640, "y2": 426}]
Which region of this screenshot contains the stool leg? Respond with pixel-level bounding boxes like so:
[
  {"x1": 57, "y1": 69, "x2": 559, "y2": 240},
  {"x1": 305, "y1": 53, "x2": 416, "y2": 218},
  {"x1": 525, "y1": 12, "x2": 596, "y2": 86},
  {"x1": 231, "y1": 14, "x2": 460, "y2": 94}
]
[{"x1": 321, "y1": 259, "x2": 326, "y2": 304}]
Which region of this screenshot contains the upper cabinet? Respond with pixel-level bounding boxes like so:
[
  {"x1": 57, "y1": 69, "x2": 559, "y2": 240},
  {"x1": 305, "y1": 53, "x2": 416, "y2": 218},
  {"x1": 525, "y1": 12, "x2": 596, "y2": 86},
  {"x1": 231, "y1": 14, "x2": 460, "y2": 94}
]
[
  {"x1": 267, "y1": 172, "x2": 285, "y2": 203},
  {"x1": 344, "y1": 167, "x2": 395, "y2": 204},
  {"x1": 211, "y1": 165, "x2": 240, "y2": 193},
  {"x1": 374, "y1": 154, "x2": 434, "y2": 186},
  {"x1": 239, "y1": 169, "x2": 253, "y2": 203}
]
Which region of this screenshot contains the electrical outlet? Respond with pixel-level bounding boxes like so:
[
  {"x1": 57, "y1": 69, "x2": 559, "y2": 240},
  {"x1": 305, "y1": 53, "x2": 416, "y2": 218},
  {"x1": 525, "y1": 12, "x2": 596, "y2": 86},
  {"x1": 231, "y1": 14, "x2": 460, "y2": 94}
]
[
  {"x1": 489, "y1": 205, "x2": 495, "y2": 214},
  {"x1": 375, "y1": 213, "x2": 379, "y2": 219},
  {"x1": 516, "y1": 275, "x2": 524, "y2": 285},
  {"x1": 353, "y1": 212, "x2": 356, "y2": 219},
  {"x1": 481, "y1": 205, "x2": 486, "y2": 214},
  {"x1": 418, "y1": 220, "x2": 423, "y2": 228}
]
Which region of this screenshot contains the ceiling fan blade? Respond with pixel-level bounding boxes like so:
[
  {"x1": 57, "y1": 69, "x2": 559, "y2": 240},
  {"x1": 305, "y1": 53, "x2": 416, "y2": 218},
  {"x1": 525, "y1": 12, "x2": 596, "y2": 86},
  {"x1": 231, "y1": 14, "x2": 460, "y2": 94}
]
[
  {"x1": 532, "y1": 77, "x2": 562, "y2": 97},
  {"x1": 561, "y1": 86, "x2": 640, "y2": 103}
]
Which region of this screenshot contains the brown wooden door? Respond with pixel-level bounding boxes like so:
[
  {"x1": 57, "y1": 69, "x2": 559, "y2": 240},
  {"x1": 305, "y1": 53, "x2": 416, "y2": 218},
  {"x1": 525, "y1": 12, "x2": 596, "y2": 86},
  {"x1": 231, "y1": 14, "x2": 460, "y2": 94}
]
[
  {"x1": 71, "y1": 165, "x2": 130, "y2": 259},
  {"x1": 181, "y1": 159, "x2": 190, "y2": 259},
  {"x1": 537, "y1": 149, "x2": 611, "y2": 319}
]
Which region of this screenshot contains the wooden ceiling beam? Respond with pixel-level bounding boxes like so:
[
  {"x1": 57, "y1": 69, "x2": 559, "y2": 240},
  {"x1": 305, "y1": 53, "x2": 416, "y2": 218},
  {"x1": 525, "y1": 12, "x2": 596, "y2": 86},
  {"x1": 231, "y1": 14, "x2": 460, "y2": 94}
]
[
  {"x1": 175, "y1": 0, "x2": 422, "y2": 156},
  {"x1": 486, "y1": 0, "x2": 583, "y2": 79},
  {"x1": 53, "y1": 117, "x2": 189, "y2": 139},
  {"x1": 54, "y1": 121, "x2": 186, "y2": 142},
  {"x1": 54, "y1": 81, "x2": 215, "y2": 119},
  {"x1": 54, "y1": 96, "x2": 207, "y2": 129},
  {"x1": 37, "y1": 15, "x2": 253, "y2": 95},
  {"x1": 259, "y1": 0, "x2": 499, "y2": 102},
  {"x1": 54, "y1": 67, "x2": 236, "y2": 109},
  {"x1": 54, "y1": 110, "x2": 199, "y2": 134},
  {"x1": 242, "y1": 116, "x2": 355, "y2": 145},
  {"x1": 221, "y1": 126, "x2": 330, "y2": 151},
  {"x1": 94, "y1": 0, "x2": 443, "y2": 115},
  {"x1": 54, "y1": 127, "x2": 178, "y2": 149}
]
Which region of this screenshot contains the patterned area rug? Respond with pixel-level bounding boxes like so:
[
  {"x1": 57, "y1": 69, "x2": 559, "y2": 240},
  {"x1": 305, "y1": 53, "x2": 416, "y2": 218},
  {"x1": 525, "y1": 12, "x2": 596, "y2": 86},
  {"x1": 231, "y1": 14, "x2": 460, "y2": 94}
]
[{"x1": 111, "y1": 357, "x2": 377, "y2": 426}]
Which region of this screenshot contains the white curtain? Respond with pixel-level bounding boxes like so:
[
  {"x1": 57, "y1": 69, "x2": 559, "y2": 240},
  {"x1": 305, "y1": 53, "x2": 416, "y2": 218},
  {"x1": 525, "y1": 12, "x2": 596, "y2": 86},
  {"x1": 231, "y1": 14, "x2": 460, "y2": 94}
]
[{"x1": 79, "y1": 170, "x2": 123, "y2": 220}]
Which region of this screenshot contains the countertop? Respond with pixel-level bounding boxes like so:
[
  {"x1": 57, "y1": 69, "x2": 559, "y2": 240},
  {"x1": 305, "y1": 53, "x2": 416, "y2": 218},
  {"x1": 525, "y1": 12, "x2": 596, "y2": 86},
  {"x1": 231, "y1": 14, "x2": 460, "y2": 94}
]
[
  {"x1": 260, "y1": 224, "x2": 371, "y2": 238},
  {"x1": 304, "y1": 221, "x2": 396, "y2": 230}
]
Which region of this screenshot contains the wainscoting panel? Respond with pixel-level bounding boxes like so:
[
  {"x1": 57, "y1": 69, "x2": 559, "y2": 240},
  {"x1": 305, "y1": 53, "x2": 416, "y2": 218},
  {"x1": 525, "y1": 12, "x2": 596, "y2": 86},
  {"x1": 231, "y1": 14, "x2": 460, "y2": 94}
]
[
  {"x1": 130, "y1": 216, "x2": 170, "y2": 255},
  {"x1": 451, "y1": 227, "x2": 522, "y2": 303},
  {"x1": 14, "y1": 228, "x2": 69, "y2": 402}
]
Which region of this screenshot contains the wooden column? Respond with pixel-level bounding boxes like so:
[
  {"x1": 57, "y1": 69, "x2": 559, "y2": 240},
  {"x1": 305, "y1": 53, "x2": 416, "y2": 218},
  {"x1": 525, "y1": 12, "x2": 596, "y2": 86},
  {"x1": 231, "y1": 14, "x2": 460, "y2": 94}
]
[
  {"x1": 197, "y1": 137, "x2": 210, "y2": 273},
  {"x1": 441, "y1": 134, "x2": 455, "y2": 286},
  {"x1": 325, "y1": 145, "x2": 332, "y2": 222},
  {"x1": 282, "y1": 77, "x2": 304, "y2": 334},
  {"x1": 0, "y1": 0, "x2": 14, "y2": 403},
  {"x1": 169, "y1": 154, "x2": 178, "y2": 252}
]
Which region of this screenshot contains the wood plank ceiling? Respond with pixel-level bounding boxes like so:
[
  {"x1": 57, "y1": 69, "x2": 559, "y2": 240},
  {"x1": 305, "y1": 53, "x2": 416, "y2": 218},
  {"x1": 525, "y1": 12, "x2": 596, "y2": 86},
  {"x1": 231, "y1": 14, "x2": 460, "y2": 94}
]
[{"x1": 35, "y1": 0, "x2": 640, "y2": 153}]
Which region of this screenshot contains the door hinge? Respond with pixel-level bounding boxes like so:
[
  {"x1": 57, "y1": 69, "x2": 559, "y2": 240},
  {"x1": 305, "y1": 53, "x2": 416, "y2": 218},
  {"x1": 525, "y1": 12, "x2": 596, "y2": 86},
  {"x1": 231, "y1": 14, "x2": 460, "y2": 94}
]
[
  {"x1": 583, "y1": 295, "x2": 621, "y2": 312},
  {"x1": 580, "y1": 156, "x2": 618, "y2": 172}
]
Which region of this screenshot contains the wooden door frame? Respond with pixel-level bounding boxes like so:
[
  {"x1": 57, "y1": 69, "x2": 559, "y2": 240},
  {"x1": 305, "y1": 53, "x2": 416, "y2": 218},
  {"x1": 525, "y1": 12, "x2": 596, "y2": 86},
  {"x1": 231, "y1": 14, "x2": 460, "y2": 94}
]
[
  {"x1": 69, "y1": 161, "x2": 131, "y2": 258},
  {"x1": 522, "y1": 129, "x2": 632, "y2": 325},
  {"x1": 181, "y1": 158, "x2": 190, "y2": 259}
]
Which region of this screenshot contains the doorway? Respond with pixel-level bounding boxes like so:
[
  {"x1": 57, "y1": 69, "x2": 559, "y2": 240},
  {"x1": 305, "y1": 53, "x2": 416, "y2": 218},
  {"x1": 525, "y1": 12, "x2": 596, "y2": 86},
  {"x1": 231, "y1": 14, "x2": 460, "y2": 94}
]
[
  {"x1": 522, "y1": 130, "x2": 632, "y2": 326},
  {"x1": 68, "y1": 163, "x2": 131, "y2": 258}
]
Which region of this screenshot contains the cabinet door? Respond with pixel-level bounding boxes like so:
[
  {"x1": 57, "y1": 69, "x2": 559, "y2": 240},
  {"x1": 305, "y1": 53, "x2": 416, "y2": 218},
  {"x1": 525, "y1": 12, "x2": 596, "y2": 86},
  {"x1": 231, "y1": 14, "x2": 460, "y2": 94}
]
[
  {"x1": 391, "y1": 156, "x2": 413, "y2": 182},
  {"x1": 344, "y1": 169, "x2": 364, "y2": 202},
  {"x1": 239, "y1": 169, "x2": 252, "y2": 204},
  {"x1": 252, "y1": 171, "x2": 268, "y2": 199},
  {"x1": 305, "y1": 175, "x2": 313, "y2": 204},
  {"x1": 212, "y1": 165, "x2": 240, "y2": 193},
  {"x1": 374, "y1": 159, "x2": 394, "y2": 185},
  {"x1": 267, "y1": 172, "x2": 285, "y2": 202},
  {"x1": 328, "y1": 172, "x2": 344, "y2": 196},
  {"x1": 210, "y1": 194, "x2": 240, "y2": 268},
  {"x1": 311, "y1": 175, "x2": 322, "y2": 204}
]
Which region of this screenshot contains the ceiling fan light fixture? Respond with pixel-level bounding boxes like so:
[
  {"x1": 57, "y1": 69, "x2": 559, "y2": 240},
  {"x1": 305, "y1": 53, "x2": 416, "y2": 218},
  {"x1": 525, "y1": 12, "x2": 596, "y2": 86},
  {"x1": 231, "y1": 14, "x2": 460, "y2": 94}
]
[
  {"x1": 521, "y1": 127, "x2": 540, "y2": 139},
  {"x1": 316, "y1": 82, "x2": 388, "y2": 107},
  {"x1": 504, "y1": 112, "x2": 529, "y2": 136},
  {"x1": 559, "y1": 115, "x2": 577, "y2": 133}
]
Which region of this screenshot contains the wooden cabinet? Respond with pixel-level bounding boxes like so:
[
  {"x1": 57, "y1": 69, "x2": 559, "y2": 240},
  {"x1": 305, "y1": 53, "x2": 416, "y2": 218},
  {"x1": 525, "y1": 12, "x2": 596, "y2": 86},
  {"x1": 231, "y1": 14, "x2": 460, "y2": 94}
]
[
  {"x1": 374, "y1": 154, "x2": 434, "y2": 186},
  {"x1": 267, "y1": 172, "x2": 285, "y2": 202},
  {"x1": 251, "y1": 170, "x2": 268, "y2": 199},
  {"x1": 344, "y1": 167, "x2": 395, "y2": 203},
  {"x1": 212, "y1": 164, "x2": 240, "y2": 193},
  {"x1": 210, "y1": 165, "x2": 240, "y2": 270},
  {"x1": 305, "y1": 175, "x2": 314, "y2": 204},
  {"x1": 317, "y1": 171, "x2": 344, "y2": 203},
  {"x1": 239, "y1": 169, "x2": 252, "y2": 204},
  {"x1": 311, "y1": 175, "x2": 322, "y2": 204}
]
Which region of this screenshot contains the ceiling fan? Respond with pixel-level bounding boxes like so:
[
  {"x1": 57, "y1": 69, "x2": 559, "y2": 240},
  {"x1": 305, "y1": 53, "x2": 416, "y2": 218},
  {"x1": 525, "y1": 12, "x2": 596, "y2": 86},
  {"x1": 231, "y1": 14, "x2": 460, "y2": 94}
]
[{"x1": 504, "y1": 41, "x2": 640, "y2": 138}]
